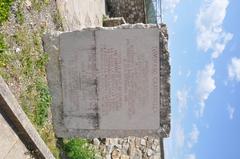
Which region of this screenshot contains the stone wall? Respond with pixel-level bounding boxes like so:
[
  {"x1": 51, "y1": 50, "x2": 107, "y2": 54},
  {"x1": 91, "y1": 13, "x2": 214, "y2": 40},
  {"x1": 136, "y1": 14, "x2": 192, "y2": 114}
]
[
  {"x1": 92, "y1": 137, "x2": 164, "y2": 159},
  {"x1": 159, "y1": 24, "x2": 171, "y2": 138},
  {"x1": 106, "y1": 0, "x2": 146, "y2": 24},
  {"x1": 103, "y1": 17, "x2": 126, "y2": 27}
]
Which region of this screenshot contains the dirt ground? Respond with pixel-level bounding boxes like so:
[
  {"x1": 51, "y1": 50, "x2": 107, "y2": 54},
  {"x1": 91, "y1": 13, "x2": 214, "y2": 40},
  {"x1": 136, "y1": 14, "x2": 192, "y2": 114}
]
[{"x1": 56, "y1": 0, "x2": 106, "y2": 31}]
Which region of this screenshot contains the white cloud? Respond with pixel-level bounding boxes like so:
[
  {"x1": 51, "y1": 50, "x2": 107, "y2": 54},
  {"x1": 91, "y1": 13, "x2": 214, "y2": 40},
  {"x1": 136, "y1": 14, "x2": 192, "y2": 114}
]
[
  {"x1": 163, "y1": 0, "x2": 180, "y2": 13},
  {"x1": 178, "y1": 69, "x2": 182, "y2": 76},
  {"x1": 177, "y1": 88, "x2": 189, "y2": 113},
  {"x1": 227, "y1": 105, "x2": 235, "y2": 120},
  {"x1": 196, "y1": 0, "x2": 233, "y2": 58},
  {"x1": 196, "y1": 63, "x2": 216, "y2": 117},
  {"x1": 188, "y1": 124, "x2": 200, "y2": 148},
  {"x1": 176, "y1": 125, "x2": 185, "y2": 148},
  {"x1": 187, "y1": 70, "x2": 192, "y2": 78},
  {"x1": 173, "y1": 15, "x2": 178, "y2": 23},
  {"x1": 186, "y1": 154, "x2": 196, "y2": 159},
  {"x1": 228, "y1": 57, "x2": 240, "y2": 81}
]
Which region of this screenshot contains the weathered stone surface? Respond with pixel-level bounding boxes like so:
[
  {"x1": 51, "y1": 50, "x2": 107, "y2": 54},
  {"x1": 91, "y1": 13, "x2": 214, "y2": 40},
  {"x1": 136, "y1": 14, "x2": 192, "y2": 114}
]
[
  {"x1": 94, "y1": 138, "x2": 101, "y2": 146},
  {"x1": 159, "y1": 24, "x2": 171, "y2": 138},
  {"x1": 44, "y1": 23, "x2": 171, "y2": 159},
  {"x1": 103, "y1": 17, "x2": 126, "y2": 27},
  {"x1": 141, "y1": 139, "x2": 147, "y2": 146},
  {"x1": 147, "y1": 149, "x2": 153, "y2": 156},
  {"x1": 44, "y1": 24, "x2": 170, "y2": 139},
  {"x1": 106, "y1": 0, "x2": 146, "y2": 24},
  {"x1": 60, "y1": 30, "x2": 98, "y2": 130},
  {"x1": 92, "y1": 136, "x2": 164, "y2": 159},
  {"x1": 43, "y1": 31, "x2": 67, "y2": 137},
  {"x1": 96, "y1": 28, "x2": 160, "y2": 130},
  {"x1": 121, "y1": 154, "x2": 130, "y2": 159},
  {"x1": 111, "y1": 149, "x2": 121, "y2": 159}
]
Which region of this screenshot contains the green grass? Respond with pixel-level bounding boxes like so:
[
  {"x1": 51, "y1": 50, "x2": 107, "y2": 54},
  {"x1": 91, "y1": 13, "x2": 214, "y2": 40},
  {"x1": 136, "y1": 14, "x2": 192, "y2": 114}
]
[
  {"x1": 31, "y1": 0, "x2": 49, "y2": 12},
  {"x1": 0, "y1": 33, "x2": 11, "y2": 67},
  {"x1": 63, "y1": 139, "x2": 95, "y2": 159},
  {"x1": 0, "y1": 0, "x2": 13, "y2": 25},
  {"x1": 0, "y1": 26, "x2": 61, "y2": 158},
  {"x1": 16, "y1": 1, "x2": 24, "y2": 25},
  {"x1": 52, "y1": 9, "x2": 64, "y2": 31},
  {"x1": 35, "y1": 79, "x2": 51, "y2": 126}
]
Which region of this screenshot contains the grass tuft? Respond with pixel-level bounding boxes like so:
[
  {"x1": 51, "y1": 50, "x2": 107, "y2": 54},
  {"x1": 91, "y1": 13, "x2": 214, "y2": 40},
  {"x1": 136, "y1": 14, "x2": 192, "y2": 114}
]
[
  {"x1": 0, "y1": 33, "x2": 11, "y2": 67},
  {"x1": 31, "y1": 0, "x2": 49, "y2": 12},
  {"x1": 16, "y1": 1, "x2": 24, "y2": 25},
  {"x1": 35, "y1": 78, "x2": 51, "y2": 126}
]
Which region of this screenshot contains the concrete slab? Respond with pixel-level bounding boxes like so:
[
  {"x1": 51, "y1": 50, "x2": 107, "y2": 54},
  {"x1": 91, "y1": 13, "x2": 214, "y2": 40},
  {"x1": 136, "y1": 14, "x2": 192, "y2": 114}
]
[
  {"x1": 0, "y1": 112, "x2": 32, "y2": 159},
  {"x1": 0, "y1": 113, "x2": 19, "y2": 158},
  {"x1": 4, "y1": 140, "x2": 31, "y2": 159}
]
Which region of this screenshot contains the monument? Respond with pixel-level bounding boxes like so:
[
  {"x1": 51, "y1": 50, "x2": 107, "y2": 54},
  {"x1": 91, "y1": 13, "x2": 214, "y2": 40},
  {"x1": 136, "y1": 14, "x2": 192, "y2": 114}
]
[{"x1": 43, "y1": 24, "x2": 170, "y2": 138}]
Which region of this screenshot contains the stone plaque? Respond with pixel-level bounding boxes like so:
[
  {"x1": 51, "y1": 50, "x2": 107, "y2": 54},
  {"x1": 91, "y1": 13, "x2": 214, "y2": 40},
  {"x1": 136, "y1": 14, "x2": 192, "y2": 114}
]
[
  {"x1": 96, "y1": 29, "x2": 160, "y2": 130},
  {"x1": 60, "y1": 31, "x2": 98, "y2": 129}
]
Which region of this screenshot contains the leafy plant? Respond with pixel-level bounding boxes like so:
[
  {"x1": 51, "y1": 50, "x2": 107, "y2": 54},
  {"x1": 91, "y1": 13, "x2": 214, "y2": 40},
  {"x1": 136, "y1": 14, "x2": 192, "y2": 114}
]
[
  {"x1": 0, "y1": 0, "x2": 13, "y2": 24},
  {"x1": 63, "y1": 139, "x2": 95, "y2": 159},
  {"x1": 52, "y1": 9, "x2": 63, "y2": 31},
  {"x1": 35, "y1": 79, "x2": 51, "y2": 126},
  {"x1": 31, "y1": 0, "x2": 49, "y2": 12},
  {"x1": 38, "y1": 123, "x2": 60, "y2": 159},
  {"x1": 16, "y1": 1, "x2": 24, "y2": 25},
  {"x1": 0, "y1": 33, "x2": 11, "y2": 67}
]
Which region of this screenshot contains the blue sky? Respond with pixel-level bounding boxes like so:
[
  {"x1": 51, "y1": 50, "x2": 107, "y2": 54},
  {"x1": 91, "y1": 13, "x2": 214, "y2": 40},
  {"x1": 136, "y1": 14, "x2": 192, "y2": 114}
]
[{"x1": 163, "y1": 0, "x2": 240, "y2": 159}]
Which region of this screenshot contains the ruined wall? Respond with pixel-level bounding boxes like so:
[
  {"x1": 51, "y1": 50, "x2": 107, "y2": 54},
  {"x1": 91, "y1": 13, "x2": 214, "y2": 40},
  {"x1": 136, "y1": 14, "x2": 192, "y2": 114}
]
[
  {"x1": 43, "y1": 23, "x2": 170, "y2": 159},
  {"x1": 106, "y1": 0, "x2": 146, "y2": 24},
  {"x1": 159, "y1": 24, "x2": 171, "y2": 138}
]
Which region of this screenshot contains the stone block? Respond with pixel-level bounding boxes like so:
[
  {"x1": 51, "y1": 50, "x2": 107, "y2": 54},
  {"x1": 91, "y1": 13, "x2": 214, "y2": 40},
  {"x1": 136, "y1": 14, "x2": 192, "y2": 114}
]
[{"x1": 44, "y1": 24, "x2": 170, "y2": 139}]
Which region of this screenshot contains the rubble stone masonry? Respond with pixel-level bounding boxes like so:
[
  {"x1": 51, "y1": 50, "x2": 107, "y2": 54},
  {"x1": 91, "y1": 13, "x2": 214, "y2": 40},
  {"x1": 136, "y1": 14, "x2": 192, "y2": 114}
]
[{"x1": 106, "y1": 0, "x2": 146, "y2": 24}]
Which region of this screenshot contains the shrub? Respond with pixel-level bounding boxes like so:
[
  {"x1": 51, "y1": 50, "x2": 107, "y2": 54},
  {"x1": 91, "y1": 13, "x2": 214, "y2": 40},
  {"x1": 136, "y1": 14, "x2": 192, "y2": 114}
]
[
  {"x1": 63, "y1": 139, "x2": 95, "y2": 159},
  {"x1": 0, "y1": 0, "x2": 13, "y2": 24}
]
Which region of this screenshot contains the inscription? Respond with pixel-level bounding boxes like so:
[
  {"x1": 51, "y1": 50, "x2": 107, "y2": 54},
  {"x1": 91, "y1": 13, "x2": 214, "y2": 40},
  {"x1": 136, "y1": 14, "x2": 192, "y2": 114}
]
[
  {"x1": 152, "y1": 47, "x2": 159, "y2": 113},
  {"x1": 96, "y1": 29, "x2": 160, "y2": 129},
  {"x1": 98, "y1": 47, "x2": 122, "y2": 115},
  {"x1": 124, "y1": 39, "x2": 150, "y2": 118}
]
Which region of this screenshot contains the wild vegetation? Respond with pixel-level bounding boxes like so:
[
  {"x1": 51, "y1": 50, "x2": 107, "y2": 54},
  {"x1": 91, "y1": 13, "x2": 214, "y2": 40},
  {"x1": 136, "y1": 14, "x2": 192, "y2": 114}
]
[
  {"x1": 63, "y1": 139, "x2": 96, "y2": 159},
  {"x1": 0, "y1": 0, "x2": 97, "y2": 159},
  {"x1": 0, "y1": 0, "x2": 13, "y2": 25}
]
